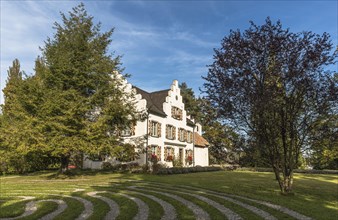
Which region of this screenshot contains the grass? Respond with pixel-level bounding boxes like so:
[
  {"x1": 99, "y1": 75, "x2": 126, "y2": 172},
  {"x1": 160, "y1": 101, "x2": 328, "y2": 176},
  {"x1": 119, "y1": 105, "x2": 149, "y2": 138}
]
[
  {"x1": 129, "y1": 189, "x2": 195, "y2": 220},
  {"x1": 0, "y1": 170, "x2": 337, "y2": 219},
  {"x1": 20, "y1": 201, "x2": 58, "y2": 220},
  {"x1": 0, "y1": 199, "x2": 27, "y2": 217},
  {"x1": 101, "y1": 192, "x2": 138, "y2": 220},
  {"x1": 124, "y1": 192, "x2": 164, "y2": 220},
  {"x1": 137, "y1": 185, "x2": 225, "y2": 219}
]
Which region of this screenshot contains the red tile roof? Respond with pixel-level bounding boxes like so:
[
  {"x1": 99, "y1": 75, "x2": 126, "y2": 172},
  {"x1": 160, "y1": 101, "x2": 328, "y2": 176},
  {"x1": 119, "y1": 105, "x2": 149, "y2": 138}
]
[{"x1": 194, "y1": 132, "x2": 209, "y2": 147}]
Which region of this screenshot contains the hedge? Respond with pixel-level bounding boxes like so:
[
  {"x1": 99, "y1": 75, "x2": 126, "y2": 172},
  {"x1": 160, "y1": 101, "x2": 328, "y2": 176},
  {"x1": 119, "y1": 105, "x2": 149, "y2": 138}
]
[{"x1": 156, "y1": 166, "x2": 222, "y2": 175}]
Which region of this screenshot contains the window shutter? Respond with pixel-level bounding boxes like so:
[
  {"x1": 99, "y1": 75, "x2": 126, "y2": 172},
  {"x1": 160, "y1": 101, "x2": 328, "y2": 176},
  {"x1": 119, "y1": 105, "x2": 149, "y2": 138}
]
[
  {"x1": 184, "y1": 130, "x2": 187, "y2": 142},
  {"x1": 171, "y1": 107, "x2": 174, "y2": 117},
  {"x1": 166, "y1": 125, "x2": 169, "y2": 139},
  {"x1": 147, "y1": 146, "x2": 151, "y2": 160},
  {"x1": 171, "y1": 148, "x2": 175, "y2": 157},
  {"x1": 116, "y1": 129, "x2": 121, "y2": 136},
  {"x1": 187, "y1": 131, "x2": 191, "y2": 143},
  {"x1": 157, "y1": 122, "x2": 162, "y2": 137},
  {"x1": 179, "y1": 109, "x2": 183, "y2": 120},
  {"x1": 157, "y1": 146, "x2": 161, "y2": 161},
  {"x1": 131, "y1": 124, "x2": 136, "y2": 136},
  {"x1": 164, "y1": 147, "x2": 168, "y2": 160},
  {"x1": 148, "y1": 120, "x2": 152, "y2": 136},
  {"x1": 172, "y1": 126, "x2": 176, "y2": 140}
]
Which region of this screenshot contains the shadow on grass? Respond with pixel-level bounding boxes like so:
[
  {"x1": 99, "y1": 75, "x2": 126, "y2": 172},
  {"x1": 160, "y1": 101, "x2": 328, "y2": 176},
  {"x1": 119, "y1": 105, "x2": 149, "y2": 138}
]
[{"x1": 43, "y1": 169, "x2": 133, "y2": 179}]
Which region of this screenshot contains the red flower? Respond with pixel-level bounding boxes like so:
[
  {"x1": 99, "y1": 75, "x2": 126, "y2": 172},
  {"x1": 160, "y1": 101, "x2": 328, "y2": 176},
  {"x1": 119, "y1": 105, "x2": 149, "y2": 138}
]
[{"x1": 166, "y1": 155, "x2": 173, "y2": 161}]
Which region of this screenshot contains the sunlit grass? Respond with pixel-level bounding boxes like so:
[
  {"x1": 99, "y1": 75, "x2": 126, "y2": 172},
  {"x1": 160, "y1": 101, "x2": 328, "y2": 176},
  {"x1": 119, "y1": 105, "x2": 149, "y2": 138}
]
[{"x1": 0, "y1": 170, "x2": 337, "y2": 219}]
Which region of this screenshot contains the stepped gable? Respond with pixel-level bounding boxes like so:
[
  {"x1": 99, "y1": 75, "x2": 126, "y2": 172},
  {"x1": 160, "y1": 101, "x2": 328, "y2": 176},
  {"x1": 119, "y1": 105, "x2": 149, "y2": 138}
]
[
  {"x1": 187, "y1": 118, "x2": 194, "y2": 127},
  {"x1": 194, "y1": 132, "x2": 209, "y2": 147},
  {"x1": 133, "y1": 86, "x2": 169, "y2": 117}
]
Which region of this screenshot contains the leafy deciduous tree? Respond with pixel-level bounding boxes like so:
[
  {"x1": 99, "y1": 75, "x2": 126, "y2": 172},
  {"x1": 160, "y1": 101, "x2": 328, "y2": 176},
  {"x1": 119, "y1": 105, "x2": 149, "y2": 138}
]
[{"x1": 204, "y1": 17, "x2": 337, "y2": 193}]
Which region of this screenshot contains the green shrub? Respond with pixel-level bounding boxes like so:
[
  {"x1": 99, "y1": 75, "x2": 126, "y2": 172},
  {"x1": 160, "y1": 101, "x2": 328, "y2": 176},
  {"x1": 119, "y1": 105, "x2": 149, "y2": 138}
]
[
  {"x1": 156, "y1": 166, "x2": 222, "y2": 175},
  {"x1": 101, "y1": 162, "x2": 113, "y2": 170}
]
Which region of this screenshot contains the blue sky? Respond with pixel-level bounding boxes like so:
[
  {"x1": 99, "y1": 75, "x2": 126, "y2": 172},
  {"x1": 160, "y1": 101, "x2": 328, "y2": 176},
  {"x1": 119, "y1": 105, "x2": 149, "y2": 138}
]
[{"x1": 1, "y1": 0, "x2": 337, "y2": 104}]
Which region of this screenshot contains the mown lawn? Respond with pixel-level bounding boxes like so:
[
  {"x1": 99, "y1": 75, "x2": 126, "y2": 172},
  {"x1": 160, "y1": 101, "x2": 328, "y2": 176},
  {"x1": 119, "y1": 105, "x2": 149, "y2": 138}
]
[{"x1": 0, "y1": 170, "x2": 337, "y2": 219}]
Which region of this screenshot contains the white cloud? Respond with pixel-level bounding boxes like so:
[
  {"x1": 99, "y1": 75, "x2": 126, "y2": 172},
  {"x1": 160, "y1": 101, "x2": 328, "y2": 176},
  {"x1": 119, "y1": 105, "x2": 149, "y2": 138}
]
[
  {"x1": 0, "y1": 1, "x2": 79, "y2": 103},
  {"x1": 0, "y1": 1, "x2": 213, "y2": 104}
]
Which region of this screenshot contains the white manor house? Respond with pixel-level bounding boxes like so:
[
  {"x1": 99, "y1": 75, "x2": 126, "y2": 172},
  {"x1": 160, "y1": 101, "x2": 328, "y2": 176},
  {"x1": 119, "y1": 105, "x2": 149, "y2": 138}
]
[{"x1": 84, "y1": 77, "x2": 209, "y2": 169}]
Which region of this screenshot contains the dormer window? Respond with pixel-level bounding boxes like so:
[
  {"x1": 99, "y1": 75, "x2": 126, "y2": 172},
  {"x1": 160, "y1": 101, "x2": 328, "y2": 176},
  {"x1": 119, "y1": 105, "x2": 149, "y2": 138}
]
[{"x1": 171, "y1": 106, "x2": 183, "y2": 120}]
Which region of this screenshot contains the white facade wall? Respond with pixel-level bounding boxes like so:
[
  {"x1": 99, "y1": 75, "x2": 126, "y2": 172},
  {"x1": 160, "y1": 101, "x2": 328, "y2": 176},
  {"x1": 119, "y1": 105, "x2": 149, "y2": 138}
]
[
  {"x1": 130, "y1": 79, "x2": 208, "y2": 167},
  {"x1": 84, "y1": 77, "x2": 209, "y2": 169}
]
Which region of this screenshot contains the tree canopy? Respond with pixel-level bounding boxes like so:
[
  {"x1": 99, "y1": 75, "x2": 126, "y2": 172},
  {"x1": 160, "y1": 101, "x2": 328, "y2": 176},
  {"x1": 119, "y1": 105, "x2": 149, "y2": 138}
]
[
  {"x1": 0, "y1": 3, "x2": 139, "y2": 173},
  {"x1": 204, "y1": 17, "x2": 338, "y2": 193},
  {"x1": 179, "y1": 83, "x2": 240, "y2": 164}
]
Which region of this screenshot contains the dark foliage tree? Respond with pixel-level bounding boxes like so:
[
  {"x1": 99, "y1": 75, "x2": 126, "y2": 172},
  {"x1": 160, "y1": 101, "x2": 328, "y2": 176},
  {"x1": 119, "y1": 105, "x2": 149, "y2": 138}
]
[
  {"x1": 204, "y1": 18, "x2": 337, "y2": 193},
  {"x1": 179, "y1": 83, "x2": 240, "y2": 164},
  {"x1": 179, "y1": 82, "x2": 201, "y2": 120},
  {"x1": 309, "y1": 114, "x2": 338, "y2": 170}
]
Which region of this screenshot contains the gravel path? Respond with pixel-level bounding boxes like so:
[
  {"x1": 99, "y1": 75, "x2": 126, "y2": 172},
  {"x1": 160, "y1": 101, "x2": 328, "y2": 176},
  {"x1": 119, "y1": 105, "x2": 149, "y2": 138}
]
[
  {"x1": 180, "y1": 185, "x2": 312, "y2": 220},
  {"x1": 39, "y1": 199, "x2": 67, "y2": 220},
  {"x1": 230, "y1": 195, "x2": 313, "y2": 220},
  {"x1": 117, "y1": 193, "x2": 149, "y2": 220},
  {"x1": 0, "y1": 197, "x2": 37, "y2": 220},
  {"x1": 127, "y1": 188, "x2": 177, "y2": 220},
  {"x1": 54, "y1": 195, "x2": 93, "y2": 220},
  {"x1": 0, "y1": 181, "x2": 313, "y2": 220},
  {"x1": 87, "y1": 191, "x2": 120, "y2": 220},
  {"x1": 144, "y1": 183, "x2": 277, "y2": 220},
  {"x1": 136, "y1": 185, "x2": 242, "y2": 220},
  {"x1": 131, "y1": 187, "x2": 210, "y2": 220}
]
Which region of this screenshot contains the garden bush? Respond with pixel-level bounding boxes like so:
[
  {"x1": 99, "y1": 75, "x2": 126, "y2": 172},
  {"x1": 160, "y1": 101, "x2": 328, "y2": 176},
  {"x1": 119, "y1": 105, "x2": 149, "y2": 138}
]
[
  {"x1": 156, "y1": 166, "x2": 222, "y2": 175},
  {"x1": 236, "y1": 167, "x2": 338, "y2": 174}
]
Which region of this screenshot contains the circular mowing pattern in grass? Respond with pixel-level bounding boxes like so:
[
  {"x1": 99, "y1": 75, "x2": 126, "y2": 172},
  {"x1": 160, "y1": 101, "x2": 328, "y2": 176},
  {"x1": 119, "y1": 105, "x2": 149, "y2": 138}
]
[
  {"x1": 50, "y1": 194, "x2": 93, "y2": 220},
  {"x1": 128, "y1": 186, "x2": 210, "y2": 220},
  {"x1": 0, "y1": 201, "x2": 36, "y2": 220},
  {"x1": 38, "y1": 199, "x2": 67, "y2": 220},
  {"x1": 126, "y1": 190, "x2": 177, "y2": 220},
  {"x1": 140, "y1": 186, "x2": 242, "y2": 220},
  {"x1": 179, "y1": 185, "x2": 313, "y2": 220},
  {"x1": 87, "y1": 191, "x2": 120, "y2": 220},
  {"x1": 116, "y1": 193, "x2": 149, "y2": 220},
  {"x1": 130, "y1": 185, "x2": 243, "y2": 220},
  {"x1": 1, "y1": 180, "x2": 314, "y2": 220},
  {"x1": 0, "y1": 198, "x2": 66, "y2": 220}
]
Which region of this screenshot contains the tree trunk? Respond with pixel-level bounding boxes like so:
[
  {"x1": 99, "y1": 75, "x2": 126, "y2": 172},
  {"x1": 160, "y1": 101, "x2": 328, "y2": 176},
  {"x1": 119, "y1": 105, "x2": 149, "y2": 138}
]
[
  {"x1": 272, "y1": 165, "x2": 284, "y2": 192},
  {"x1": 60, "y1": 155, "x2": 70, "y2": 173},
  {"x1": 282, "y1": 172, "x2": 293, "y2": 193}
]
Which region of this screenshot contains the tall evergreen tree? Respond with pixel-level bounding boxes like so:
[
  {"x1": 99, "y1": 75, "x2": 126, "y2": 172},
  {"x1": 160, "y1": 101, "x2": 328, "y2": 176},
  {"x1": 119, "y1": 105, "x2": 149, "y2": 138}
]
[
  {"x1": 1, "y1": 3, "x2": 139, "y2": 173},
  {"x1": 36, "y1": 3, "x2": 138, "y2": 171},
  {"x1": 2, "y1": 59, "x2": 23, "y2": 118},
  {"x1": 1, "y1": 59, "x2": 46, "y2": 173}
]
